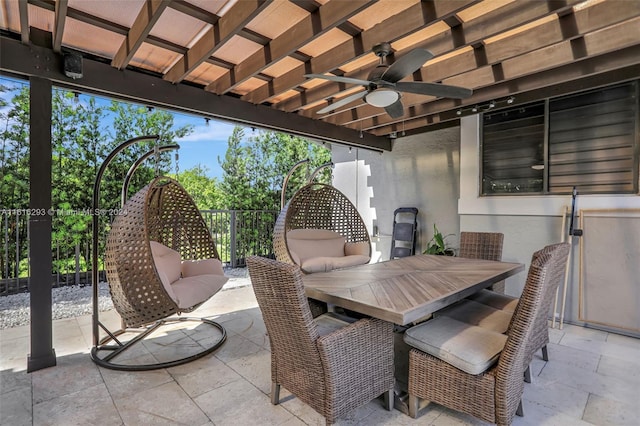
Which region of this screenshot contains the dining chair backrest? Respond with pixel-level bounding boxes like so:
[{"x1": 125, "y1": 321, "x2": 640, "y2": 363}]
[
  {"x1": 494, "y1": 242, "x2": 569, "y2": 423},
  {"x1": 246, "y1": 256, "x2": 325, "y2": 397},
  {"x1": 458, "y1": 232, "x2": 504, "y2": 261}
]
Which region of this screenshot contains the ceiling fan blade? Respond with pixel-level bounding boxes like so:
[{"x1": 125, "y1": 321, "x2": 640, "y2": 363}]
[
  {"x1": 395, "y1": 81, "x2": 473, "y2": 99},
  {"x1": 381, "y1": 49, "x2": 434, "y2": 83},
  {"x1": 317, "y1": 90, "x2": 367, "y2": 114},
  {"x1": 384, "y1": 99, "x2": 404, "y2": 118},
  {"x1": 304, "y1": 74, "x2": 372, "y2": 86}
]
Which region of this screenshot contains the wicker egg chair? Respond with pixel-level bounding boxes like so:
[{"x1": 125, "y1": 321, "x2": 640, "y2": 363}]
[
  {"x1": 92, "y1": 176, "x2": 227, "y2": 370},
  {"x1": 273, "y1": 182, "x2": 372, "y2": 270}
]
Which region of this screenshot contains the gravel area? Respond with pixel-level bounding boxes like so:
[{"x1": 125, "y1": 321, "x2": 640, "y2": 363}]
[{"x1": 0, "y1": 268, "x2": 251, "y2": 330}]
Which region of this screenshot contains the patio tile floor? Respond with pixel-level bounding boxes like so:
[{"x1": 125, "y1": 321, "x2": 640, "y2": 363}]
[{"x1": 1, "y1": 284, "x2": 639, "y2": 425}]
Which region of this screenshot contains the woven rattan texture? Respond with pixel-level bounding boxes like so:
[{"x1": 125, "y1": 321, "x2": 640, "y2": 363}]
[
  {"x1": 246, "y1": 256, "x2": 394, "y2": 424},
  {"x1": 408, "y1": 243, "x2": 569, "y2": 425},
  {"x1": 105, "y1": 176, "x2": 220, "y2": 327},
  {"x1": 458, "y1": 232, "x2": 505, "y2": 293},
  {"x1": 273, "y1": 183, "x2": 371, "y2": 266}
]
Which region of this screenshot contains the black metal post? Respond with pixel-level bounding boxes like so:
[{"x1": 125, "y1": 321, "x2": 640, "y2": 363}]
[{"x1": 27, "y1": 77, "x2": 56, "y2": 372}]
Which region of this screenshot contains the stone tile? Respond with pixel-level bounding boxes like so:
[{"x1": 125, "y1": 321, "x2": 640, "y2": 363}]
[
  {"x1": 512, "y1": 398, "x2": 592, "y2": 426},
  {"x1": 31, "y1": 352, "x2": 103, "y2": 404},
  {"x1": 194, "y1": 378, "x2": 295, "y2": 425},
  {"x1": 0, "y1": 386, "x2": 32, "y2": 426},
  {"x1": 113, "y1": 381, "x2": 209, "y2": 426},
  {"x1": 168, "y1": 353, "x2": 242, "y2": 398},
  {"x1": 0, "y1": 323, "x2": 30, "y2": 341},
  {"x1": 429, "y1": 405, "x2": 487, "y2": 425},
  {"x1": 596, "y1": 354, "x2": 640, "y2": 381},
  {"x1": 52, "y1": 317, "x2": 83, "y2": 340},
  {"x1": 559, "y1": 332, "x2": 640, "y2": 364},
  {"x1": 557, "y1": 324, "x2": 608, "y2": 342},
  {"x1": 226, "y1": 349, "x2": 272, "y2": 394},
  {"x1": 539, "y1": 342, "x2": 600, "y2": 372},
  {"x1": 547, "y1": 325, "x2": 564, "y2": 344},
  {"x1": 582, "y1": 393, "x2": 640, "y2": 426},
  {"x1": 212, "y1": 333, "x2": 262, "y2": 364},
  {"x1": 0, "y1": 367, "x2": 31, "y2": 395},
  {"x1": 32, "y1": 382, "x2": 121, "y2": 426},
  {"x1": 0, "y1": 335, "x2": 29, "y2": 370},
  {"x1": 538, "y1": 360, "x2": 638, "y2": 407},
  {"x1": 100, "y1": 355, "x2": 173, "y2": 399},
  {"x1": 522, "y1": 380, "x2": 589, "y2": 419},
  {"x1": 359, "y1": 399, "x2": 439, "y2": 425},
  {"x1": 606, "y1": 331, "x2": 640, "y2": 350}
]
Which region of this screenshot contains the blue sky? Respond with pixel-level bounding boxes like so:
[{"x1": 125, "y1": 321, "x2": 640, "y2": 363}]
[{"x1": 0, "y1": 75, "x2": 240, "y2": 180}]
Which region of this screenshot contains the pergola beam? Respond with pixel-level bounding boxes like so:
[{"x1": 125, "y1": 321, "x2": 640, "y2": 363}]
[
  {"x1": 205, "y1": 0, "x2": 374, "y2": 95},
  {"x1": 243, "y1": 0, "x2": 479, "y2": 105},
  {"x1": 111, "y1": 0, "x2": 171, "y2": 70},
  {"x1": 282, "y1": 0, "x2": 582, "y2": 115},
  {"x1": 0, "y1": 36, "x2": 390, "y2": 151},
  {"x1": 163, "y1": 0, "x2": 270, "y2": 84},
  {"x1": 52, "y1": 0, "x2": 67, "y2": 53}
]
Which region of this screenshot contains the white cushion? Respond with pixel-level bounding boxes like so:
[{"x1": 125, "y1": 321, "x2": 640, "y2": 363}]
[
  {"x1": 435, "y1": 300, "x2": 512, "y2": 334},
  {"x1": 182, "y1": 258, "x2": 224, "y2": 277},
  {"x1": 467, "y1": 289, "x2": 519, "y2": 313},
  {"x1": 171, "y1": 274, "x2": 228, "y2": 309},
  {"x1": 286, "y1": 229, "x2": 345, "y2": 262},
  {"x1": 344, "y1": 241, "x2": 370, "y2": 256},
  {"x1": 404, "y1": 316, "x2": 507, "y2": 375},
  {"x1": 300, "y1": 255, "x2": 370, "y2": 273},
  {"x1": 150, "y1": 241, "x2": 181, "y2": 284},
  {"x1": 157, "y1": 269, "x2": 178, "y2": 302}
]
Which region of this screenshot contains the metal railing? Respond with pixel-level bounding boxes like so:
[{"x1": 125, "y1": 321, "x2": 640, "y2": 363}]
[{"x1": 0, "y1": 209, "x2": 278, "y2": 295}]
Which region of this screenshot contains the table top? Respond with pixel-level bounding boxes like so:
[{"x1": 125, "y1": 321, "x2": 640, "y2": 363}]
[{"x1": 302, "y1": 254, "x2": 525, "y2": 325}]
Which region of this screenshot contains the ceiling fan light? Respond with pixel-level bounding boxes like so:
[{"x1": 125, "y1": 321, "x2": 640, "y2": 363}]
[{"x1": 365, "y1": 88, "x2": 400, "y2": 107}]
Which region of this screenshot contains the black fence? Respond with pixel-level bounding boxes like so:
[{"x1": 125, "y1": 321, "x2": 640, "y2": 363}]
[{"x1": 0, "y1": 209, "x2": 279, "y2": 295}]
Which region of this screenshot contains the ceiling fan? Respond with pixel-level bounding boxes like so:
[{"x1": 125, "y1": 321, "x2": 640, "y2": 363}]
[{"x1": 304, "y1": 42, "x2": 473, "y2": 119}]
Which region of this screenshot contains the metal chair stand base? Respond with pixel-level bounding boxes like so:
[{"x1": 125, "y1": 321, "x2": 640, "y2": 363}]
[{"x1": 90, "y1": 317, "x2": 226, "y2": 371}]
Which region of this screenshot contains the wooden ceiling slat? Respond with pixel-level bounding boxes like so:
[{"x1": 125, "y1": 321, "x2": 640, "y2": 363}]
[
  {"x1": 244, "y1": 0, "x2": 479, "y2": 105},
  {"x1": 205, "y1": 0, "x2": 374, "y2": 95},
  {"x1": 362, "y1": 38, "x2": 640, "y2": 135},
  {"x1": 371, "y1": 59, "x2": 640, "y2": 137},
  {"x1": 111, "y1": 0, "x2": 170, "y2": 70},
  {"x1": 168, "y1": 0, "x2": 220, "y2": 25},
  {"x1": 321, "y1": 4, "x2": 640, "y2": 127},
  {"x1": 288, "y1": 0, "x2": 584, "y2": 116},
  {"x1": 52, "y1": 0, "x2": 67, "y2": 52},
  {"x1": 163, "y1": 0, "x2": 270, "y2": 84}
]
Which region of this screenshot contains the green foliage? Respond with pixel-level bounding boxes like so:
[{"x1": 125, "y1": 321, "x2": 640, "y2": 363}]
[
  {"x1": 423, "y1": 224, "x2": 455, "y2": 256},
  {"x1": 218, "y1": 126, "x2": 331, "y2": 210},
  {"x1": 177, "y1": 165, "x2": 222, "y2": 210}
]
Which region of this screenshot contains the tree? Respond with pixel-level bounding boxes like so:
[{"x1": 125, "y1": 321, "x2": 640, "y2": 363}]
[{"x1": 177, "y1": 165, "x2": 222, "y2": 210}]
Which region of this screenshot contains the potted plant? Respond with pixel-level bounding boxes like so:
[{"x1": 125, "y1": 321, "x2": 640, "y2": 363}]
[{"x1": 423, "y1": 224, "x2": 455, "y2": 256}]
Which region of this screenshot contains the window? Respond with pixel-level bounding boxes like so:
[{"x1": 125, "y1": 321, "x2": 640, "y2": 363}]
[{"x1": 481, "y1": 81, "x2": 638, "y2": 195}]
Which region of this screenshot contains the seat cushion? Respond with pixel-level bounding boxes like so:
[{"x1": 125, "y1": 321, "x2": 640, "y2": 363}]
[
  {"x1": 150, "y1": 241, "x2": 182, "y2": 284},
  {"x1": 300, "y1": 255, "x2": 370, "y2": 273},
  {"x1": 467, "y1": 289, "x2": 519, "y2": 313},
  {"x1": 435, "y1": 299, "x2": 512, "y2": 333},
  {"x1": 287, "y1": 229, "x2": 346, "y2": 262},
  {"x1": 404, "y1": 316, "x2": 507, "y2": 375},
  {"x1": 344, "y1": 241, "x2": 370, "y2": 257},
  {"x1": 171, "y1": 274, "x2": 228, "y2": 309},
  {"x1": 314, "y1": 312, "x2": 352, "y2": 336},
  {"x1": 182, "y1": 258, "x2": 224, "y2": 277}
]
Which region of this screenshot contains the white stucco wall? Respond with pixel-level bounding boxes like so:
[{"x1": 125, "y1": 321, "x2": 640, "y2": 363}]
[{"x1": 332, "y1": 127, "x2": 461, "y2": 263}]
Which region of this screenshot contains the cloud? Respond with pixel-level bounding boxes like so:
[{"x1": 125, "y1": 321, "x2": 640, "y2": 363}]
[{"x1": 179, "y1": 121, "x2": 241, "y2": 143}]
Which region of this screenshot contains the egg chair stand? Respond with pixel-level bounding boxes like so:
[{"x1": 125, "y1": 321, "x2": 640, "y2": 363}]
[{"x1": 90, "y1": 136, "x2": 227, "y2": 371}]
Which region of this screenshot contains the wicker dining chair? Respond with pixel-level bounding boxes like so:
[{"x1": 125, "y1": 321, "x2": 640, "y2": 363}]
[
  {"x1": 405, "y1": 243, "x2": 569, "y2": 424},
  {"x1": 459, "y1": 231, "x2": 505, "y2": 292},
  {"x1": 246, "y1": 256, "x2": 395, "y2": 425}
]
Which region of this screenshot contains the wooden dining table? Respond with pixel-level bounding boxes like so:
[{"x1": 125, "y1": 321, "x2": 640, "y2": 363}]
[{"x1": 302, "y1": 254, "x2": 525, "y2": 326}]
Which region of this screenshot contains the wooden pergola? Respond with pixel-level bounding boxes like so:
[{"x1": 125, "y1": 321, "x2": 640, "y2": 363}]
[{"x1": 0, "y1": 0, "x2": 639, "y2": 371}]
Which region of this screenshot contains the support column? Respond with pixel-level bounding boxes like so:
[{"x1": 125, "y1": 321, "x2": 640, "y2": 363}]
[{"x1": 27, "y1": 76, "x2": 56, "y2": 372}]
